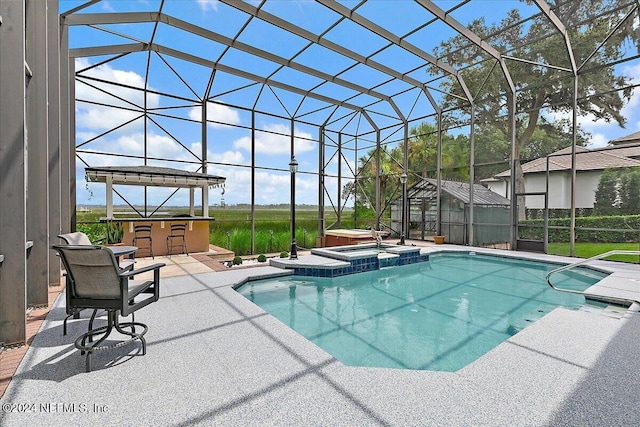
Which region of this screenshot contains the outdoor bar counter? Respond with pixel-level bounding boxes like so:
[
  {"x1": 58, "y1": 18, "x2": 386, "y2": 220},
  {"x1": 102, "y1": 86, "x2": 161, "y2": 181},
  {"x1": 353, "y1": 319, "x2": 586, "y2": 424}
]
[{"x1": 103, "y1": 217, "x2": 213, "y2": 256}]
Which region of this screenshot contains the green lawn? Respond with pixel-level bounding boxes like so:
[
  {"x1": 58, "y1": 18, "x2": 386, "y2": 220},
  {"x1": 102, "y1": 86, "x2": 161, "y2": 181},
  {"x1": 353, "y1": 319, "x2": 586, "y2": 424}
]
[{"x1": 548, "y1": 242, "x2": 640, "y2": 263}]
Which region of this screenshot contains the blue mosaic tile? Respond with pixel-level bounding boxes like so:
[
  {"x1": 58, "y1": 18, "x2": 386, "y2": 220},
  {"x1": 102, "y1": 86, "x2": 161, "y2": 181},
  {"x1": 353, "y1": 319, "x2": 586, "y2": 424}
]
[{"x1": 286, "y1": 249, "x2": 428, "y2": 277}]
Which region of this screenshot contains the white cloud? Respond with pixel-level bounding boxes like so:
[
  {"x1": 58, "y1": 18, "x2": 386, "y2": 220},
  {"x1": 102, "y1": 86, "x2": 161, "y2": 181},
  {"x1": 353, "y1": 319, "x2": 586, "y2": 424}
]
[
  {"x1": 546, "y1": 102, "x2": 634, "y2": 147},
  {"x1": 232, "y1": 123, "x2": 316, "y2": 155},
  {"x1": 116, "y1": 133, "x2": 188, "y2": 159},
  {"x1": 75, "y1": 58, "x2": 160, "y2": 131},
  {"x1": 196, "y1": 0, "x2": 219, "y2": 11},
  {"x1": 587, "y1": 133, "x2": 609, "y2": 148},
  {"x1": 549, "y1": 108, "x2": 616, "y2": 132},
  {"x1": 79, "y1": 132, "x2": 201, "y2": 167},
  {"x1": 209, "y1": 150, "x2": 247, "y2": 165},
  {"x1": 188, "y1": 102, "x2": 241, "y2": 128},
  {"x1": 76, "y1": 105, "x2": 144, "y2": 132},
  {"x1": 99, "y1": 1, "x2": 116, "y2": 12},
  {"x1": 76, "y1": 131, "x2": 99, "y2": 144},
  {"x1": 195, "y1": 164, "x2": 318, "y2": 205},
  {"x1": 190, "y1": 142, "x2": 247, "y2": 165}
]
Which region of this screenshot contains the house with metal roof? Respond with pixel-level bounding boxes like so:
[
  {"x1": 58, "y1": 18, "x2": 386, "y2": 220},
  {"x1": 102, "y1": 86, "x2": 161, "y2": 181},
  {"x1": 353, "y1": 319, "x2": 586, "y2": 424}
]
[
  {"x1": 485, "y1": 138, "x2": 640, "y2": 210},
  {"x1": 392, "y1": 178, "x2": 511, "y2": 246}
]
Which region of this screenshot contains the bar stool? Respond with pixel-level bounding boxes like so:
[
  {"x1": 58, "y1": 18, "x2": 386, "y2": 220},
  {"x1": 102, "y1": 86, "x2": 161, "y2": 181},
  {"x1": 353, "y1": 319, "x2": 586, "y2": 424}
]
[
  {"x1": 133, "y1": 224, "x2": 154, "y2": 259},
  {"x1": 166, "y1": 223, "x2": 188, "y2": 257}
]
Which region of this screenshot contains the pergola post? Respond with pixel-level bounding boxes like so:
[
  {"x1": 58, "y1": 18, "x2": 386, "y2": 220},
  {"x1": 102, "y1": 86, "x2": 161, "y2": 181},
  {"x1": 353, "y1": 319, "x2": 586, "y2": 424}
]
[
  {"x1": 190, "y1": 188, "x2": 196, "y2": 217},
  {"x1": 106, "y1": 176, "x2": 113, "y2": 218},
  {"x1": 201, "y1": 186, "x2": 208, "y2": 217}
]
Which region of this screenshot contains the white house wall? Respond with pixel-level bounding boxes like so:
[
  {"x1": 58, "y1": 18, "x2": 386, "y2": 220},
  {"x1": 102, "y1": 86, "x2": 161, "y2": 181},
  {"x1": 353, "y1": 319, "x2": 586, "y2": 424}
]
[
  {"x1": 485, "y1": 180, "x2": 507, "y2": 199},
  {"x1": 525, "y1": 174, "x2": 564, "y2": 208},
  {"x1": 486, "y1": 170, "x2": 602, "y2": 209},
  {"x1": 575, "y1": 171, "x2": 600, "y2": 208}
]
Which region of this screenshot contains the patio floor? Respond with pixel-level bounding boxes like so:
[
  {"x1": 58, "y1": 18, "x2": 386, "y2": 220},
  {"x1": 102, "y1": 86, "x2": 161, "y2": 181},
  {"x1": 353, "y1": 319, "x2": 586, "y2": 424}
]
[{"x1": 1, "y1": 243, "x2": 640, "y2": 426}]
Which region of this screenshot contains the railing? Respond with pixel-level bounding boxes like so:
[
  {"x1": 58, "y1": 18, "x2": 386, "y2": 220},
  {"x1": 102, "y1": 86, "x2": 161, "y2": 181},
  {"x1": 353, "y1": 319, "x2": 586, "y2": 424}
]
[{"x1": 546, "y1": 250, "x2": 640, "y2": 298}]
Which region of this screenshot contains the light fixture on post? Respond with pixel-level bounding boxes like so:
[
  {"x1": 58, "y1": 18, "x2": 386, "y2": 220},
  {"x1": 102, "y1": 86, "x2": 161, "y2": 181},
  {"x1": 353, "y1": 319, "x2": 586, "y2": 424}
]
[
  {"x1": 399, "y1": 172, "x2": 407, "y2": 245},
  {"x1": 289, "y1": 156, "x2": 299, "y2": 260}
]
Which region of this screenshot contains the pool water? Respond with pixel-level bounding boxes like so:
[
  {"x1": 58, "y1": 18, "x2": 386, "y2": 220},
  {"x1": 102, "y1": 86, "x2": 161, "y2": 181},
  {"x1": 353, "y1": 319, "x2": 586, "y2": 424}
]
[{"x1": 236, "y1": 253, "x2": 609, "y2": 372}]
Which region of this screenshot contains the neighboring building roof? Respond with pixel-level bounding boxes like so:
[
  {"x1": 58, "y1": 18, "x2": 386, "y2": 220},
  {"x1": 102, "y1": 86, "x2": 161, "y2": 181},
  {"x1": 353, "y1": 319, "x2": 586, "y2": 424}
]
[
  {"x1": 407, "y1": 178, "x2": 510, "y2": 206},
  {"x1": 494, "y1": 145, "x2": 640, "y2": 178},
  {"x1": 85, "y1": 165, "x2": 226, "y2": 188},
  {"x1": 609, "y1": 130, "x2": 640, "y2": 145},
  {"x1": 597, "y1": 142, "x2": 640, "y2": 159}
]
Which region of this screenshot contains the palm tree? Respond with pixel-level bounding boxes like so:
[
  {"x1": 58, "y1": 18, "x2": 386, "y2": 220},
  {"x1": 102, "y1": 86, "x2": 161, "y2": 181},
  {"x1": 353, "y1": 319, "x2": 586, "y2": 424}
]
[
  {"x1": 345, "y1": 145, "x2": 403, "y2": 228},
  {"x1": 408, "y1": 122, "x2": 438, "y2": 182}
]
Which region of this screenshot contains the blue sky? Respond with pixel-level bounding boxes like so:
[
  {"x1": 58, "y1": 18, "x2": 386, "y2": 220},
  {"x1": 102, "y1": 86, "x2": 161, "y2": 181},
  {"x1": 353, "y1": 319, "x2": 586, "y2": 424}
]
[{"x1": 62, "y1": 0, "x2": 640, "y2": 208}]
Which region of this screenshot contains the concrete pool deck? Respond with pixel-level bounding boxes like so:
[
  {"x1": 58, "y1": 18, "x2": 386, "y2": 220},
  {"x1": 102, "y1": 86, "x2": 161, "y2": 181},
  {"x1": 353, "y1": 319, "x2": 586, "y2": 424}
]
[{"x1": 2, "y1": 245, "x2": 640, "y2": 426}]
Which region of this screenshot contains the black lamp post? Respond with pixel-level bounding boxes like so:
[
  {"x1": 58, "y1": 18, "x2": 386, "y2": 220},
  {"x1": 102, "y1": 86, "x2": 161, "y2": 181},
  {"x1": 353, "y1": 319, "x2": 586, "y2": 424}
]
[
  {"x1": 400, "y1": 172, "x2": 407, "y2": 245},
  {"x1": 289, "y1": 156, "x2": 298, "y2": 260}
]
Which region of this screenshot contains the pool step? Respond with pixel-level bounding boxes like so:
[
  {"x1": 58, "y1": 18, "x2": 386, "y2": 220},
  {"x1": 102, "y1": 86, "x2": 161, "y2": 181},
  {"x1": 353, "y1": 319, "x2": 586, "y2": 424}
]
[{"x1": 378, "y1": 252, "x2": 399, "y2": 268}]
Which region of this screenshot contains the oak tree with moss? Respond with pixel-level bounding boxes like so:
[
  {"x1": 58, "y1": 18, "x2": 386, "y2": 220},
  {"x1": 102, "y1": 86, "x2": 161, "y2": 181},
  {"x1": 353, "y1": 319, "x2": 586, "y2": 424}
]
[{"x1": 432, "y1": 0, "x2": 638, "y2": 219}]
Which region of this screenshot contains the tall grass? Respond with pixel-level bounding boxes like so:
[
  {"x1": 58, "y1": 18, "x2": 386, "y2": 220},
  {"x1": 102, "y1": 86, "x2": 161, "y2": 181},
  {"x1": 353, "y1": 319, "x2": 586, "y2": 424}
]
[
  {"x1": 75, "y1": 207, "x2": 383, "y2": 256},
  {"x1": 210, "y1": 219, "x2": 320, "y2": 255}
]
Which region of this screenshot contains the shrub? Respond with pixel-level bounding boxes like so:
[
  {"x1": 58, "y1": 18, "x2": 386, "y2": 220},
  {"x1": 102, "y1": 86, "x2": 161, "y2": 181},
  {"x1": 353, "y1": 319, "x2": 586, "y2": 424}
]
[
  {"x1": 257, "y1": 254, "x2": 267, "y2": 262},
  {"x1": 106, "y1": 221, "x2": 124, "y2": 244},
  {"x1": 76, "y1": 222, "x2": 106, "y2": 243},
  {"x1": 280, "y1": 251, "x2": 288, "y2": 258},
  {"x1": 594, "y1": 167, "x2": 640, "y2": 215},
  {"x1": 519, "y1": 214, "x2": 640, "y2": 243},
  {"x1": 232, "y1": 256, "x2": 243, "y2": 265}
]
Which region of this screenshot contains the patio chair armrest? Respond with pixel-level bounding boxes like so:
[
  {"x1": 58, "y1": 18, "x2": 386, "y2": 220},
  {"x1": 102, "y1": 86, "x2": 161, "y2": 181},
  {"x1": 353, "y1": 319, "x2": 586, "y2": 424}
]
[
  {"x1": 119, "y1": 259, "x2": 135, "y2": 271},
  {"x1": 119, "y1": 262, "x2": 166, "y2": 278}
]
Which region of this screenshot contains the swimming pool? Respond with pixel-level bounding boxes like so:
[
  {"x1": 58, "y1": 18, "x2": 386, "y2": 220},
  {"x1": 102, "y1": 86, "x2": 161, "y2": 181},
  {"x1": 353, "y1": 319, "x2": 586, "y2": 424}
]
[{"x1": 236, "y1": 252, "x2": 609, "y2": 371}]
